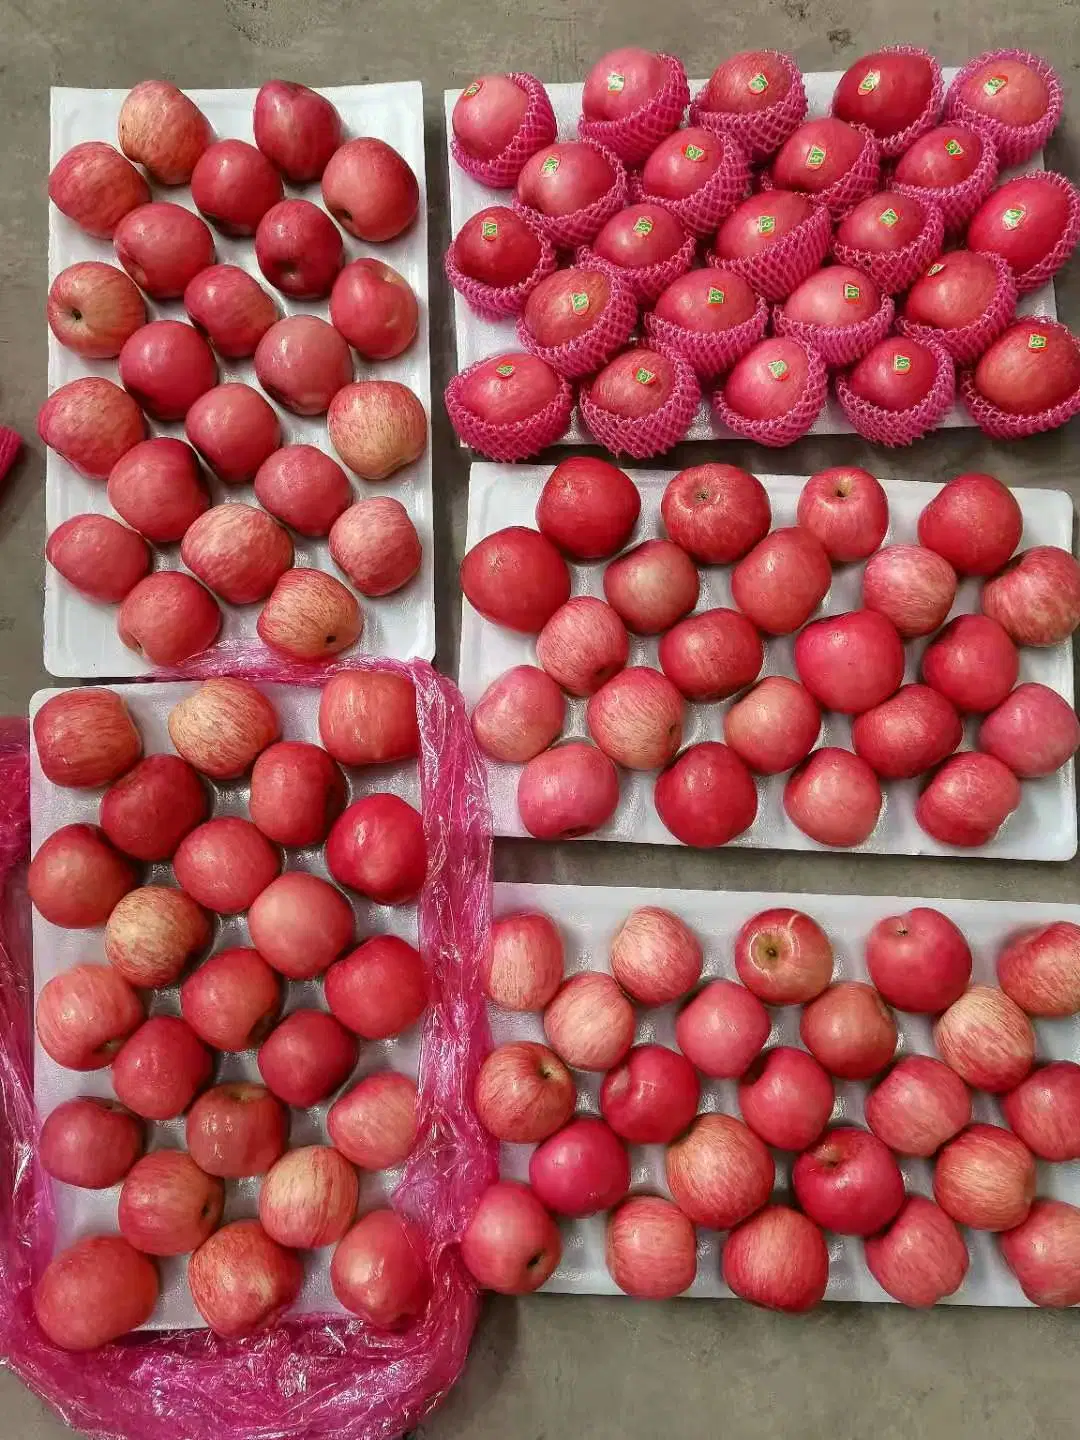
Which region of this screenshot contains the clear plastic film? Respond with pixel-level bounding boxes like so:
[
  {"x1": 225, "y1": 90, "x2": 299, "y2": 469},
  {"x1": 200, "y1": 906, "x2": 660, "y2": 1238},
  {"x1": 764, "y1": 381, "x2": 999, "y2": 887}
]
[{"x1": 0, "y1": 654, "x2": 498, "y2": 1440}]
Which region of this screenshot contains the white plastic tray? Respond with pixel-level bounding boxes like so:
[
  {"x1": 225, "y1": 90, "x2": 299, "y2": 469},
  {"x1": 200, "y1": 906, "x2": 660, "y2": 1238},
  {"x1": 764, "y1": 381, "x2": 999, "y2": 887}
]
[
  {"x1": 30, "y1": 682, "x2": 422, "y2": 1329},
  {"x1": 460, "y1": 463, "x2": 1077, "y2": 860},
  {"x1": 492, "y1": 880, "x2": 1080, "y2": 1304},
  {"x1": 443, "y1": 69, "x2": 1056, "y2": 446},
  {"x1": 45, "y1": 85, "x2": 434, "y2": 677}
]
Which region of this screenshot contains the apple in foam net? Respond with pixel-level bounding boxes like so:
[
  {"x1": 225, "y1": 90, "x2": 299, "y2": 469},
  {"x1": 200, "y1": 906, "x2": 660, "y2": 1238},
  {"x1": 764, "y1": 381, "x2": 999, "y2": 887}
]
[
  {"x1": 255, "y1": 446, "x2": 351, "y2": 538},
  {"x1": 955, "y1": 55, "x2": 1052, "y2": 128},
  {"x1": 107, "y1": 437, "x2": 210, "y2": 544},
  {"x1": 113, "y1": 202, "x2": 215, "y2": 300},
  {"x1": 535, "y1": 456, "x2": 640, "y2": 561},
  {"x1": 864, "y1": 1196, "x2": 969, "y2": 1307},
  {"x1": 48, "y1": 141, "x2": 150, "y2": 238},
  {"x1": 322, "y1": 137, "x2": 419, "y2": 243},
  {"x1": 917, "y1": 472, "x2": 1023, "y2": 576},
  {"x1": 38, "y1": 376, "x2": 146, "y2": 480},
  {"x1": 642, "y1": 126, "x2": 730, "y2": 201},
  {"x1": 865, "y1": 1054, "x2": 971, "y2": 1156},
  {"x1": 895, "y1": 124, "x2": 987, "y2": 189},
  {"x1": 654, "y1": 742, "x2": 759, "y2": 848},
  {"x1": 29, "y1": 826, "x2": 137, "y2": 929},
  {"x1": 974, "y1": 321, "x2": 1080, "y2": 414},
  {"x1": 794, "y1": 609, "x2": 905, "y2": 714},
  {"x1": 653, "y1": 267, "x2": 759, "y2": 334},
  {"x1": 461, "y1": 1181, "x2": 562, "y2": 1296},
  {"x1": 833, "y1": 49, "x2": 935, "y2": 137},
  {"x1": 45, "y1": 514, "x2": 149, "y2": 604},
  {"x1": 247, "y1": 874, "x2": 353, "y2": 980},
  {"x1": 609, "y1": 906, "x2": 702, "y2": 1005},
  {"x1": 253, "y1": 80, "x2": 342, "y2": 183},
  {"x1": 184, "y1": 264, "x2": 278, "y2": 360},
  {"x1": 118, "y1": 573, "x2": 222, "y2": 667},
  {"x1": 259, "y1": 1144, "x2": 358, "y2": 1249},
  {"x1": 999, "y1": 1200, "x2": 1080, "y2": 1309},
  {"x1": 795, "y1": 466, "x2": 889, "y2": 562},
  {"x1": 326, "y1": 794, "x2": 426, "y2": 905},
  {"x1": 600, "y1": 1045, "x2": 700, "y2": 1145},
  {"x1": 982, "y1": 545, "x2": 1080, "y2": 647},
  {"x1": 181, "y1": 503, "x2": 293, "y2": 604},
  {"x1": 602, "y1": 538, "x2": 699, "y2": 634},
  {"x1": 330, "y1": 497, "x2": 422, "y2": 597},
  {"x1": 453, "y1": 74, "x2": 530, "y2": 162},
  {"x1": 474, "y1": 1040, "x2": 574, "y2": 1144},
  {"x1": 331, "y1": 1211, "x2": 431, "y2": 1327},
  {"x1": 33, "y1": 687, "x2": 141, "y2": 790},
  {"x1": 722, "y1": 1206, "x2": 830, "y2": 1313},
  {"x1": 185, "y1": 1083, "x2": 287, "y2": 1178},
  {"x1": 258, "y1": 1009, "x2": 358, "y2": 1108},
  {"x1": 967, "y1": 175, "x2": 1072, "y2": 275},
  {"x1": 119, "y1": 1150, "x2": 224, "y2": 1256},
  {"x1": 111, "y1": 1015, "x2": 212, "y2": 1121},
  {"x1": 916, "y1": 752, "x2": 1021, "y2": 848},
  {"x1": 724, "y1": 677, "x2": 821, "y2": 775},
  {"x1": 585, "y1": 349, "x2": 683, "y2": 424},
  {"x1": 47, "y1": 260, "x2": 146, "y2": 359},
  {"x1": 517, "y1": 142, "x2": 617, "y2": 217},
  {"x1": 257, "y1": 569, "x2": 363, "y2": 663},
  {"x1": 167, "y1": 677, "x2": 280, "y2": 781},
  {"x1": 40, "y1": 1097, "x2": 144, "y2": 1190},
  {"x1": 903, "y1": 250, "x2": 1003, "y2": 333},
  {"x1": 659, "y1": 609, "x2": 764, "y2": 703},
  {"x1": 921, "y1": 614, "x2": 1018, "y2": 712},
  {"x1": 191, "y1": 140, "x2": 283, "y2": 236},
  {"x1": 119, "y1": 320, "x2": 217, "y2": 422},
  {"x1": 586, "y1": 667, "x2": 685, "y2": 770},
  {"x1": 851, "y1": 684, "x2": 963, "y2": 780},
  {"x1": 665, "y1": 1113, "x2": 774, "y2": 1230},
  {"x1": 846, "y1": 335, "x2": 939, "y2": 411},
  {"x1": 328, "y1": 1071, "x2": 419, "y2": 1171},
  {"x1": 783, "y1": 265, "x2": 881, "y2": 329},
  {"x1": 864, "y1": 907, "x2": 972, "y2": 1012},
  {"x1": 1002, "y1": 1061, "x2": 1080, "y2": 1161},
  {"x1": 35, "y1": 963, "x2": 143, "y2": 1070},
  {"x1": 675, "y1": 979, "x2": 770, "y2": 1079},
  {"x1": 730, "y1": 527, "x2": 831, "y2": 635},
  {"x1": 737, "y1": 1047, "x2": 835, "y2": 1153},
  {"x1": 104, "y1": 884, "x2": 211, "y2": 986},
  {"x1": 714, "y1": 190, "x2": 815, "y2": 261},
  {"x1": 254, "y1": 315, "x2": 353, "y2": 418},
  {"x1": 772, "y1": 117, "x2": 868, "y2": 193},
  {"x1": 933, "y1": 1124, "x2": 1036, "y2": 1231},
  {"x1": 793, "y1": 1126, "x2": 905, "y2": 1236},
  {"x1": 592, "y1": 204, "x2": 687, "y2": 270},
  {"x1": 482, "y1": 910, "x2": 564, "y2": 1012},
  {"x1": 800, "y1": 981, "x2": 897, "y2": 1079},
  {"x1": 33, "y1": 1235, "x2": 158, "y2": 1352},
  {"x1": 454, "y1": 351, "x2": 564, "y2": 430},
  {"x1": 325, "y1": 936, "x2": 428, "y2": 1040},
  {"x1": 734, "y1": 907, "x2": 834, "y2": 1005},
  {"x1": 661, "y1": 463, "x2": 771, "y2": 564},
  {"x1": 934, "y1": 985, "x2": 1035, "y2": 1092},
  {"x1": 861, "y1": 544, "x2": 956, "y2": 638},
  {"x1": 997, "y1": 920, "x2": 1080, "y2": 1017},
  {"x1": 189, "y1": 1220, "x2": 302, "y2": 1339},
  {"x1": 606, "y1": 1196, "x2": 697, "y2": 1301},
  {"x1": 836, "y1": 189, "x2": 930, "y2": 252},
  {"x1": 330, "y1": 258, "x2": 418, "y2": 361},
  {"x1": 517, "y1": 742, "x2": 621, "y2": 841},
  {"x1": 723, "y1": 336, "x2": 816, "y2": 424},
  {"x1": 180, "y1": 948, "x2": 282, "y2": 1051},
  {"x1": 701, "y1": 50, "x2": 794, "y2": 113},
  {"x1": 582, "y1": 46, "x2": 669, "y2": 121},
  {"x1": 452, "y1": 206, "x2": 543, "y2": 288},
  {"x1": 544, "y1": 971, "x2": 635, "y2": 1071},
  {"x1": 117, "y1": 80, "x2": 211, "y2": 185},
  {"x1": 980, "y1": 683, "x2": 1080, "y2": 777},
  {"x1": 528, "y1": 1117, "x2": 630, "y2": 1218},
  {"x1": 318, "y1": 670, "x2": 419, "y2": 768},
  {"x1": 255, "y1": 199, "x2": 344, "y2": 300},
  {"x1": 248, "y1": 743, "x2": 346, "y2": 847}
]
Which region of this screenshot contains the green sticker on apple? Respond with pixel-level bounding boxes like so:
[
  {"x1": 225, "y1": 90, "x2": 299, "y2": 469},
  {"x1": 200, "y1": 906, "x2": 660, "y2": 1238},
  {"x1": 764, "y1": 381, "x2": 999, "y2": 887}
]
[
  {"x1": 1003, "y1": 205, "x2": 1026, "y2": 229},
  {"x1": 463, "y1": 80, "x2": 482, "y2": 98},
  {"x1": 927, "y1": 262, "x2": 945, "y2": 276},
  {"x1": 683, "y1": 143, "x2": 706, "y2": 161},
  {"x1": 607, "y1": 72, "x2": 625, "y2": 92},
  {"x1": 481, "y1": 220, "x2": 498, "y2": 239},
  {"x1": 806, "y1": 144, "x2": 827, "y2": 169},
  {"x1": 893, "y1": 354, "x2": 912, "y2": 373},
  {"x1": 540, "y1": 155, "x2": 560, "y2": 176},
  {"x1": 571, "y1": 292, "x2": 590, "y2": 313},
  {"x1": 757, "y1": 214, "x2": 776, "y2": 234},
  {"x1": 748, "y1": 72, "x2": 769, "y2": 94},
  {"x1": 843, "y1": 282, "x2": 861, "y2": 301},
  {"x1": 945, "y1": 138, "x2": 964, "y2": 157},
  {"x1": 879, "y1": 207, "x2": 900, "y2": 227},
  {"x1": 984, "y1": 74, "x2": 1008, "y2": 95},
  {"x1": 1029, "y1": 333, "x2": 1048, "y2": 350},
  {"x1": 635, "y1": 367, "x2": 657, "y2": 385},
  {"x1": 768, "y1": 359, "x2": 789, "y2": 380},
  {"x1": 633, "y1": 216, "x2": 655, "y2": 236},
  {"x1": 858, "y1": 69, "x2": 881, "y2": 94},
  {"x1": 495, "y1": 362, "x2": 515, "y2": 377},
  {"x1": 707, "y1": 287, "x2": 725, "y2": 304}
]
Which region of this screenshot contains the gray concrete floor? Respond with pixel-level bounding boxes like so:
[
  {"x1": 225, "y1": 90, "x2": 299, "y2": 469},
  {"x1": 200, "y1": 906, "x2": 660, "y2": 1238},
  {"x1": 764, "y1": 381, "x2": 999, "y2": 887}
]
[{"x1": 2, "y1": 0, "x2": 1080, "y2": 1436}]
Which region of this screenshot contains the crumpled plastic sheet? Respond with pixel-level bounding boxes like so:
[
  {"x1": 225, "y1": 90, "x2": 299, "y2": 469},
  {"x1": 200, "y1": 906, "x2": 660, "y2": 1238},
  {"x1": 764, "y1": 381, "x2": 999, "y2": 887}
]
[{"x1": 0, "y1": 650, "x2": 499, "y2": 1440}]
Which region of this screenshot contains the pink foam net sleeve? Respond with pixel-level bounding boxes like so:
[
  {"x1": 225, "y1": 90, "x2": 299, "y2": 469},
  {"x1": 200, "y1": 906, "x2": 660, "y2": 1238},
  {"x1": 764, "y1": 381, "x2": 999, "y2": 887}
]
[{"x1": 0, "y1": 655, "x2": 498, "y2": 1440}]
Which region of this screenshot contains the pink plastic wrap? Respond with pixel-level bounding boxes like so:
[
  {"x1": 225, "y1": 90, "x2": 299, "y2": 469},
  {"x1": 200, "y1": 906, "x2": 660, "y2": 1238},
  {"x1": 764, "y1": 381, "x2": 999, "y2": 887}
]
[
  {"x1": 689, "y1": 53, "x2": 807, "y2": 163},
  {"x1": 639, "y1": 132, "x2": 751, "y2": 239},
  {"x1": 579, "y1": 354, "x2": 701, "y2": 459},
  {"x1": 835, "y1": 340, "x2": 956, "y2": 446},
  {"x1": 0, "y1": 429, "x2": 21, "y2": 489},
  {"x1": 959, "y1": 321, "x2": 1080, "y2": 438},
  {"x1": 896, "y1": 250, "x2": 1017, "y2": 364},
  {"x1": 444, "y1": 226, "x2": 558, "y2": 320},
  {"x1": 832, "y1": 46, "x2": 944, "y2": 158},
  {"x1": 0, "y1": 657, "x2": 499, "y2": 1440},
  {"x1": 644, "y1": 293, "x2": 769, "y2": 380},
  {"x1": 945, "y1": 50, "x2": 1064, "y2": 167},
  {"x1": 893, "y1": 130, "x2": 999, "y2": 233},
  {"x1": 773, "y1": 289, "x2": 896, "y2": 368},
  {"x1": 970, "y1": 170, "x2": 1080, "y2": 296},
  {"x1": 577, "y1": 54, "x2": 690, "y2": 167},
  {"x1": 831, "y1": 197, "x2": 945, "y2": 294},
  {"x1": 516, "y1": 272, "x2": 638, "y2": 380},
  {"x1": 445, "y1": 360, "x2": 575, "y2": 460},
  {"x1": 450, "y1": 73, "x2": 557, "y2": 189},
  {"x1": 708, "y1": 200, "x2": 832, "y2": 302},
  {"x1": 512, "y1": 143, "x2": 629, "y2": 250},
  {"x1": 712, "y1": 343, "x2": 829, "y2": 447},
  {"x1": 762, "y1": 128, "x2": 881, "y2": 219},
  {"x1": 576, "y1": 228, "x2": 697, "y2": 305}
]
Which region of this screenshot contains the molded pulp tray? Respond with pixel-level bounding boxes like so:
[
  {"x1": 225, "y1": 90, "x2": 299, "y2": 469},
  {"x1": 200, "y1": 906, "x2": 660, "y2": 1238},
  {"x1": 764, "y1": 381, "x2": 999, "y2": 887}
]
[
  {"x1": 45, "y1": 85, "x2": 434, "y2": 676},
  {"x1": 30, "y1": 682, "x2": 422, "y2": 1328},
  {"x1": 443, "y1": 70, "x2": 1055, "y2": 446},
  {"x1": 460, "y1": 463, "x2": 1077, "y2": 861},
  {"x1": 493, "y1": 880, "x2": 1080, "y2": 1304}
]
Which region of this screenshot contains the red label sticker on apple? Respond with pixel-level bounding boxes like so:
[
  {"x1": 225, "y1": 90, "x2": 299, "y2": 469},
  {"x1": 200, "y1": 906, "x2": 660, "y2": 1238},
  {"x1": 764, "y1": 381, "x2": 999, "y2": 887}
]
[
  {"x1": 607, "y1": 72, "x2": 625, "y2": 92},
  {"x1": 768, "y1": 359, "x2": 789, "y2": 380},
  {"x1": 683, "y1": 143, "x2": 706, "y2": 161},
  {"x1": 707, "y1": 287, "x2": 725, "y2": 304},
  {"x1": 945, "y1": 138, "x2": 964, "y2": 157},
  {"x1": 540, "y1": 155, "x2": 560, "y2": 176},
  {"x1": 806, "y1": 144, "x2": 827, "y2": 169},
  {"x1": 878, "y1": 206, "x2": 900, "y2": 227},
  {"x1": 635, "y1": 367, "x2": 657, "y2": 385},
  {"x1": 481, "y1": 220, "x2": 499, "y2": 240},
  {"x1": 495, "y1": 362, "x2": 515, "y2": 377},
  {"x1": 463, "y1": 81, "x2": 482, "y2": 98},
  {"x1": 984, "y1": 74, "x2": 1008, "y2": 96},
  {"x1": 1003, "y1": 205, "x2": 1026, "y2": 229},
  {"x1": 748, "y1": 72, "x2": 769, "y2": 94},
  {"x1": 570, "y1": 292, "x2": 590, "y2": 314},
  {"x1": 858, "y1": 69, "x2": 881, "y2": 94},
  {"x1": 843, "y1": 282, "x2": 861, "y2": 302},
  {"x1": 757, "y1": 214, "x2": 776, "y2": 234},
  {"x1": 633, "y1": 216, "x2": 655, "y2": 236},
  {"x1": 1029, "y1": 333, "x2": 1048, "y2": 350},
  {"x1": 893, "y1": 354, "x2": 912, "y2": 373},
  {"x1": 926, "y1": 262, "x2": 945, "y2": 276}
]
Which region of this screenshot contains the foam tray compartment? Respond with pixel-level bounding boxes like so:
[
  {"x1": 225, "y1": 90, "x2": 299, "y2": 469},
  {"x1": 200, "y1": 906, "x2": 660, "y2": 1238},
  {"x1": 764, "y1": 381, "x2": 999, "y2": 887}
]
[
  {"x1": 45, "y1": 85, "x2": 434, "y2": 676},
  {"x1": 459, "y1": 463, "x2": 1076, "y2": 861}
]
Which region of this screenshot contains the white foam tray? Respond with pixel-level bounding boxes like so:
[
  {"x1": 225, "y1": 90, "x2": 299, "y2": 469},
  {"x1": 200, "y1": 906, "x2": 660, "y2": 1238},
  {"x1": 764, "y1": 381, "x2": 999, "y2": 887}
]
[
  {"x1": 30, "y1": 682, "x2": 423, "y2": 1329},
  {"x1": 460, "y1": 463, "x2": 1077, "y2": 860},
  {"x1": 444, "y1": 69, "x2": 1055, "y2": 447},
  {"x1": 45, "y1": 85, "x2": 434, "y2": 677},
  {"x1": 492, "y1": 881, "x2": 1080, "y2": 1304}
]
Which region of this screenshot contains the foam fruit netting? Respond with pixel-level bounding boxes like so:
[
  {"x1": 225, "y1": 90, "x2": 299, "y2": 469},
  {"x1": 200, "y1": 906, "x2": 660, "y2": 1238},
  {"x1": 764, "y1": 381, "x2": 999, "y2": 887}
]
[
  {"x1": 710, "y1": 201, "x2": 833, "y2": 303},
  {"x1": 831, "y1": 198, "x2": 945, "y2": 295},
  {"x1": 450, "y1": 72, "x2": 558, "y2": 188},
  {"x1": 998, "y1": 170, "x2": 1080, "y2": 296},
  {"x1": 892, "y1": 125, "x2": 1000, "y2": 233},
  {"x1": 577, "y1": 229, "x2": 697, "y2": 305},
  {"x1": 517, "y1": 272, "x2": 639, "y2": 380},
  {"x1": 445, "y1": 360, "x2": 575, "y2": 462},
  {"x1": 945, "y1": 49, "x2": 1064, "y2": 168},
  {"x1": 512, "y1": 141, "x2": 629, "y2": 250},
  {"x1": 835, "y1": 45, "x2": 945, "y2": 159},
  {"x1": 644, "y1": 295, "x2": 769, "y2": 380},
  {"x1": 712, "y1": 343, "x2": 829, "y2": 447},
  {"x1": 835, "y1": 339, "x2": 957, "y2": 447},
  {"x1": 896, "y1": 250, "x2": 1017, "y2": 365},
  {"x1": 688, "y1": 53, "x2": 808, "y2": 163},
  {"x1": 577, "y1": 54, "x2": 691, "y2": 167},
  {"x1": 773, "y1": 290, "x2": 896, "y2": 368},
  {"x1": 445, "y1": 225, "x2": 558, "y2": 320},
  {"x1": 579, "y1": 354, "x2": 702, "y2": 460},
  {"x1": 0, "y1": 653, "x2": 498, "y2": 1440}
]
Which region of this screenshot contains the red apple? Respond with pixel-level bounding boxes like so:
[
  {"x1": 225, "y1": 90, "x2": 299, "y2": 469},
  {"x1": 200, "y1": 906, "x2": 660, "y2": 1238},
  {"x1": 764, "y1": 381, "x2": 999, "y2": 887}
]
[
  {"x1": 517, "y1": 141, "x2": 616, "y2": 216},
  {"x1": 783, "y1": 265, "x2": 881, "y2": 331},
  {"x1": 793, "y1": 1126, "x2": 904, "y2": 1235},
  {"x1": 836, "y1": 189, "x2": 930, "y2": 251},
  {"x1": 188, "y1": 1220, "x2": 301, "y2": 1337},
  {"x1": 184, "y1": 383, "x2": 280, "y2": 484},
  {"x1": 452, "y1": 352, "x2": 563, "y2": 427},
  {"x1": 517, "y1": 742, "x2": 620, "y2": 840},
  {"x1": 833, "y1": 50, "x2": 936, "y2": 138},
  {"x1": 105, "y1": 884, "x2": 211, "y2": 985},
  {"x1": 474, "y1": 1041, "x2": 574, "y2": 1143},
  {"x1": 536, "y1": 597, "x2": 629, "y2": 697},
  {"x1": 954, "y1": 55, "x2": 1052, "y2": 127},
  {"x1": 606, "y1": 1195, "x2": 696, "y2": 1300},
  {"x1": 600, "y1": 1045, "x2": 700, "y2": 1144},
  {"x1": 982, "y1": 545, "x2": 1080, "y2": 646},
  {"x1": 180, "y1": 503, "x2": 293, "y2": 604},
  {"x1": 934, "y1": 1123, "x2": 1035, "y2": 1231},
  {"x1": 723, "y1": 336, "x2": 818, "y2": 423},
  {"x1": 592, "y1": 203, "x2": 687, "y2": 270},
  {"x1": 724, "y1": 676, "x2": 821, "y2": 774},
  {"x1": 254, "y1": 80, "x2": 342, "y2": 183},
  {"x1": 934, "y1": 985, "x2": 1035, "y2": 1091},
  {"x1": 544, "y1": 971, "x2": 634, "y2": 1071},
  {"x1": 247, "y1": 873, "x2": 353, "y2": 979},
  {"x1": 327, "y1": 1071, "x2": 419, "y2": 1170},
  {"x1": 974, "y1": 320, "x2": 1080, "y2": 413},
  {"x1": 259, "y1": 1144, "x2": 357, "y2": 1248},
  {"x1": 254, "y1": 445, "x2": 351, "y2": 536},
  {"x1": 460, "y1": 1182, "x2": 561, "y2": 1295},
  {"x1": 916, "y1": 752, "x2": 1021, "y2": 847},
  {"x1": 254, "y1": 314, "x2": 353, "y2": 417},
  {"x1": 603, "y1": 539, "x2": 699, "y2": 634},
  {"x1": 173, "y1": 817, "x2": 280, "y2": 914},
  {"x1": 865, "y1": 1055, "x2": 971, "y2": 1156},
  {"x1": 168, "y1": 678, "x2": 279, "y2": 781},
  {"x1": 113, "y1": 202, "x2": 214, "y2": 299},
  {"x1": 29, "y1": 826, "x2": 136, "y2": 929},
  {"x1": 722, "y1": 1206, "x2": 830, "y2": 1312},
  {"x1": 997, "y1": 920, "x2": 1080, "y2": 1017},
  {"x1": 675, "y1": 979, "x2": 770, "y2": 1079},
  {"x1": 734, "y1": 907, "x2": 833, "y2": 1005},
  {"x1": 248, "y1": 743, "x2": 346, "y2": 847},
  {"x1": 921, "y1": 614, "x2": 1018, "y2": 712},
  {"x1": 107, "y1": 437, "x2": 209, "y2": 543},
  {"x1": 483, "y1": 910, "x2": 564, "y2": 1012},
  {"x1": 714, "y1": 190, "x2": 814, "y2": 260},
  {"x1": 654, "y1": 742, "x2": 758, "y2": 847},
  {"x1": 35, "y1": 962, "x2": 143, "y2": 1069},
  {"x1": 33, "y1": 1236, "x2": 157, "y2": 1351},
  {"x1": 652, "y1": 266, "x2": 759, "y2": 333},
  {"x1": 979, "y1": 683, "x2": 1080, "y2": 777},
  {"x1": 642, "y1": 126, "x2": 733, "y2": 202},
  {"x1": 118, "y1": 80, "x2": 211, "y2": 184},
  {"x1": 119, "y1": 1150, "x2": 224, "y2": 1255},
  {"x1": 585, "y1": 348, "x2": 686, "y2": 423},
  {"x1": 33, "y1": 687, "x2": 141, "y2": 789},
  {"x1": 191, "y1": 140, "x2": 283, "y2": 236},
  {"x1": 254, "y1": 199, "x2": 344, "y2": 299},
  {"x1": 784, "y1": 748, "x2": 882, "y2": 847},
  {"x1": 864, "y1": 1196, "x2": 969, "y2": 1307},
  {"x1": 895, "y1": 123, "x2": 987, "y2": 189},
  {"x1": 794, "y1": 609, "x2": 904, "y2": 715},
  {"x1": 472, "y1": 666, "x2": 565, "y2": 764},
  {"x1": 846, "y1": 335, "x2": 939, "y2": 411},
  {"x1": 326, "y1": 794, "x2": 426, "y2": 904},
  {"x1": 451, "y1": 206, "x2": 543, "y2": 288},
  {"x1": 800, "y1": 981, "x2": 897, "y2": 1078},
  {"x1": 737, "y1": 1047, "x2": 835, "y2": 1152},
  {"x1": 535, "y1": 456, "x2": 639, "y2": 561},
  {"x1": 865, "y1": 907, "x2": 972, "y2": 1012},
  {"x1": 999, "y1": 1200, "x2": 1080, "y2": 1308},
  {"x1": 48, "y1": 141, "x2": 150, "y2": 238},
  {"x1": 772, "y1": 117, "x2": 869, "y2": 193},
  {"x1": 180, "y1": 948, "x2": 282, "y2": 1051},
  {"x1": 328, "y1": 380, "x2": 427, "y2": 481},
  {"x1": 258, "y1": 1009, "x2": 357, "y2": 1107},
  {"x1": 968, "y1": 175, "x2": 1073, "y2": 275},
  {"x1": 329, "y1": 497, "x2": 421, "y2": 596},
  {"x1": 659, "y1": 608, "x2": 763, "y2": 703},
  {"x1": 257, "y1": 568, "x2": 363, "y2": 661},
  {"x1": 851, "y1": 684, "x2": 963, "y2": 780},
  {"x1": 184, "y1": 264, "x2": 278, "y2": 359},
  {"x1": 1002, "y1": 1062, "x2": 1080, "y2": 1161},
  {"x1": 322, "y1": 137, "x2": 418, "y2": 241},
  {"x1": 46, "y1": 513, "x2": 148, "y2": 603},
  {"x1": 521, "y1": 266, "x2": 620, "y2": 349},
  {"x1": 609, "y1": 905, "x2": 702, "y2": 1005},
  {"x1": 331, "y1": 1211, "x2": 430, "y2": 1325},
  {"x1": 917, "y1": 472, "x2": 1022, "y2": 576},
  {"x1": 40, "y1": 1097, "x2": 143, "y2": 1189},
  {"x1": 701, "y1": 50, "x2": 794, "y2": 113},
  {"x1": 37, "y1": 376, "x2": 146, "y2": 479},
  {"x1": 587, "y1": 667, "x2": 684, "y2": 770},
  {"x1": 318, "y1": 670, "x2": 419, "y2": 768},
  {"x1": 730, "y1": 527, "x2": 831, "y2": 635},
  {"x1": 666, "y1": 1113, "x2": 774, "y2": 1229},
  {"x1": 453, "y1": 75, "x2": 531, "y2": 162},
  {"x1": 185, "y1": 1083, "x2": 287, "y2": 1177},
  {"x1": 904, "y1": 250, "x2": 1004, "y2": 336},
  {"x1": 861, "y1": 544, "x2": 957, "y2": 637},
  {"x1": 330, "y1": 258, "x2": 417, "y2": 360},
  {"x1": 119, "y1": 319, "x2": 217, "y2": 421},
  {"x1": 582, "y1": 46, "x2": 669, "y2": 121},
  {"x1": 111, "y1": 1015, "x2": 211, "y2": 1120},
  {"x1": 529, "y1": 1116, "x2": 630, "y2": 1218},
  {"x1": 47, "y1": 260, "x2": 146, "y2": 358},
  {"x1": 661, "y1": 463, "x2": 770, "y2": 564},
  {"x1": 796, "y1": 467, "x2": 888, "y2": 563},
  {"x1": 325, "y1": 936, "x2": 427, "y2": 1039}
]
